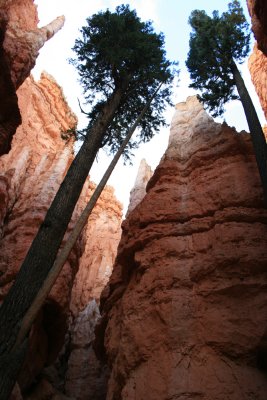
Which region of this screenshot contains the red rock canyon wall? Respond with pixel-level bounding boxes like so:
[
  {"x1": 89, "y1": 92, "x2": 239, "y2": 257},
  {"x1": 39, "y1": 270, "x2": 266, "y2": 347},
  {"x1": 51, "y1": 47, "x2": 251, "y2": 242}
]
[
  {"x1": 0, "y1": 72, "x2": 122, "y2": 396},
  {"x1": 97, "y1": 96, "x2": 267, "y2": 400},
  {"x1": 0, "y1": 0, "x2": 65, "y2": 156}
]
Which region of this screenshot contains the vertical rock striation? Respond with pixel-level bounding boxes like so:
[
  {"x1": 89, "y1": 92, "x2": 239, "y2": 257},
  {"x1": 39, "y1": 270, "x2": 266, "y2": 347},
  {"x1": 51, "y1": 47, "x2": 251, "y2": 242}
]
[
  {"x1": 126, "y1": 158, "x2": 153, "y2": 216},
  {"x1": 248, "y1": 44, "x2": 267, "y2": 120},
  {"x1": 70, "y1": 184, "x2": 122, "y2": 315},
  {"x1": 0, "y1": 73, "x2": 78, "y2": 391},
  {"x1": 97, "y1": 96, "x2": 267, "y2": 400}
]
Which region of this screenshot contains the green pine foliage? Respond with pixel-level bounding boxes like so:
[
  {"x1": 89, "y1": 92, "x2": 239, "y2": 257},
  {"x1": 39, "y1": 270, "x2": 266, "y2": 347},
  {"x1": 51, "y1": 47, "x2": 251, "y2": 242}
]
[
  {"x1": 186, "y1": 0, "x2": 250, "y2": 117},
  {"x1": 71, "y1": 4, "x2": 177, "y2": 160}
]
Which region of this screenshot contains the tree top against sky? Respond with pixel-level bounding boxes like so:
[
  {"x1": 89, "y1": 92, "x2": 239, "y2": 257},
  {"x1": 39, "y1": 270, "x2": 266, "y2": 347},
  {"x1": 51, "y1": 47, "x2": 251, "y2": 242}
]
[
  {"x1": 186, "y1": 0, "x2": 251, "y2": 116},
  {"x1": 70, "y1": 4, "x2": 178, "y2": 160}
]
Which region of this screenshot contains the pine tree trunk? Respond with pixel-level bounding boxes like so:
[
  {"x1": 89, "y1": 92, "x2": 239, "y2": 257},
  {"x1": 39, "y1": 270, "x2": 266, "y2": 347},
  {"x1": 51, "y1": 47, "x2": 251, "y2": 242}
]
[
  {"x1": 14, "y1": 83, "x2": 162, "y2": 351},
  {"x1": 231, "y1": 61, "x2": 267, "y2": 202},
  {"x1": 0, "y1": 81, "x2": 128, "y2": 399}
]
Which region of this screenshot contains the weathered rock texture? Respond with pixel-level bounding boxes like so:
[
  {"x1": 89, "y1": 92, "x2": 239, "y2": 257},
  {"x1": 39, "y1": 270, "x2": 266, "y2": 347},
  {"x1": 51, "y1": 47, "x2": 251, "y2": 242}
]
[
  {"x1": 248, "y1": 43, "x2": 267, "y2": 120},
  {"x1": 0, "y1": 72, "x2": 78, "y2": 391},
  {"x1": 70, "y1": 184, "x2": 122, "y2": 315},
  {"x1": 0, "y1": 72, "x2": 122, "y2": 394},
  {"x1": 126, "y1": 158, "x2": 153, "y2": 216},
  {"x1": 97, "y1": 96, "x2": 267, "y2": 400},
  {"x1": 247, "y1": 0, "x2": 267, "y2": 55},
  {"x1": 65, "y1": 300, "x2": 108, "y2": 400},
  {"x1": 0, "y1": 0, "x2": 65, "y2": 155}
]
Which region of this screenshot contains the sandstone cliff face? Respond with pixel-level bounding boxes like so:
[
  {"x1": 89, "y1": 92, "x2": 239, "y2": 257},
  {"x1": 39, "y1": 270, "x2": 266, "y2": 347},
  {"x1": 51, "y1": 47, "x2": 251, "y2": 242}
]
[
  {"x1": 97, "y1": 96, "x2": 267, "y2": 400},
  {"x1": 0, "y1": 0, "x2": 65, "y2": 155},
  {"x1": 70, "y1": 184, "x2": 122, "y2": 315},
  {"x1": 65, "y1": 300, "x2": 108, "y2": 400},
  {"x1": 126, "y1": 158, "x2": 153, "y2": 216},
  {"x1": 0, "y1": 72, "x2": 122, "y2": 394},
  {"x1": 0, "y1": 72, "x2": 78, "y2": 390},
  {"x1": 248, "y1": 44, "x2": 267, "y2": 120}
]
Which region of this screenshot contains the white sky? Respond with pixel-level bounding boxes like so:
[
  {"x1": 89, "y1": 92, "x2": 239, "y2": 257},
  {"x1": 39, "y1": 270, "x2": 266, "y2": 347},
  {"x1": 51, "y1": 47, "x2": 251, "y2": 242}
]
[{"x1": 32, "y1": 0, "x2": 266, "y2": 215}]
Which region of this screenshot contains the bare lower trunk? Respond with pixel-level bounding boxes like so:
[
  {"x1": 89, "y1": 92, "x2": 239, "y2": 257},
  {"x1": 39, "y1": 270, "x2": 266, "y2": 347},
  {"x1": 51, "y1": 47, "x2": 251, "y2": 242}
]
[
  {"x1": 14, "y1": 83, "x2": 162, "y2": 351},
  {"x1": 0, "y1": 81, "x2": 128, "y2": 399},
  {"x1": 231, "y1": 61, "x2": 267, "y2": 202}
]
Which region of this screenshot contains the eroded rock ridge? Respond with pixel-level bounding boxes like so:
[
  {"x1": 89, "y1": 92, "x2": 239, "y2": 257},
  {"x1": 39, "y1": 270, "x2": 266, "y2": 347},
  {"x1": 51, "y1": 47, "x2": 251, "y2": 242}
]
[{"x1": 97, "y1": 96, "x2": 267, "y2": 400}]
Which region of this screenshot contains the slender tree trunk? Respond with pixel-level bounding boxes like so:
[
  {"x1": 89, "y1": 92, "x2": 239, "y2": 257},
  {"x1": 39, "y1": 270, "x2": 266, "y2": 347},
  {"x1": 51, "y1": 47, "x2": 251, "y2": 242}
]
[
  {"x1": 14, "y1": 83, "x2": 162, "y2": 351},
  {"x1": 231, "y1": 61, "x2": 267, "y2": 202},
  {"x1": 0, "y1": 80, "x2": 129, "y2": 399}
]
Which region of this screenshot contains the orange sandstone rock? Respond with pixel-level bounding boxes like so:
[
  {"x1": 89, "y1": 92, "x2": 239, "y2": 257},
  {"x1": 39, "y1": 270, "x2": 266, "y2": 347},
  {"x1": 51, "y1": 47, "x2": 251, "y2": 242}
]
[
  {"x1": 249, "y1": 43, "x2": 267, "y2": 120},
  {"x1": 0, "y1": 71, "x2": 123, "y2": 392},
  {"x1": 0, "y1": 0, "x2": 65, "y2": 155},
  {"x1": 126, "y1": 158, "x2": 153, "y2": 216},
  {"x1": 97, "y1": 97, "x2": 267, "y2": 400},
  {"x1": 0, "y1": 73, "x2": 78, "y2": 388},
  {"x1": 70, "y1": 183, "x2": 122, "y2": 314}
]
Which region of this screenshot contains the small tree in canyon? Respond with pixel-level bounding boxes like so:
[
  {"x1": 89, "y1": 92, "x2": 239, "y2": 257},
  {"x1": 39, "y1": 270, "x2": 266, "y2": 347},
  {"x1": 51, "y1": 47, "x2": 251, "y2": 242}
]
[
  {"x1": 0, "y1": 4, "x2": 176, "y2": 398},
  {"x1": 186, "y1": 0, "x2": 267, "y2": 200}
]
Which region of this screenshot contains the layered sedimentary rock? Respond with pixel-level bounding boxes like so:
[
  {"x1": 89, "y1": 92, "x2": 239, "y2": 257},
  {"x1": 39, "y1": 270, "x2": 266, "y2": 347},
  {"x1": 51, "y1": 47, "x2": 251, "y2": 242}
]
[
  {"x1": 126, "y1": 158, "x2": 153, "y2": 216},
  {"x1": 0, "y1": 72, "x2": 78, "y2": 390},
  {"x1": 0, "y1": 0, "x2": 65, "y2": 155},
  {"x1": 97, "y1": 96, "x2": 267, "y2": 400},
  {"x1": 70, "y1": 184, "x2": 122, "y2": 315},
  {"x1": 0, "y1": 72, "x2": 122, "y2": 394},
  {"x1": 67, "y1": 185, "x2": 122, "y2": 399}
]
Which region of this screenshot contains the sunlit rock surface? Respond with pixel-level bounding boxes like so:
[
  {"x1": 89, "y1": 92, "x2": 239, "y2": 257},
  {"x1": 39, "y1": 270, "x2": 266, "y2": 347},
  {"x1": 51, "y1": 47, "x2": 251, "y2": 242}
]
[
  {"x1": 249, "y1": 43, "x2": 267, "y2": 120},
  {"x1": 0, "y1": 0, "x2": 65, "y2": 155},
  {"x1": 126, "y1": 158, "x2": 153, "y2": 216},
  {"x1": 96, "y1": 96, "x2": 267, "y2": 400},
  {"x1": 0, "y1": 72, "x2": 122, "y2": 394}
]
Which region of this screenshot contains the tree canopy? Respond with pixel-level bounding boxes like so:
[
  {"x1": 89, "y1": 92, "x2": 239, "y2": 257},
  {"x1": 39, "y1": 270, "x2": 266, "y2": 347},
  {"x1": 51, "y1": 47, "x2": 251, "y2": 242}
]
[
  {"x1": 71, "y1": 4, "x2": 177, "y2": 159},
  {"x1": 186, "y1": 0, "x2": 250, "y2": 116}
]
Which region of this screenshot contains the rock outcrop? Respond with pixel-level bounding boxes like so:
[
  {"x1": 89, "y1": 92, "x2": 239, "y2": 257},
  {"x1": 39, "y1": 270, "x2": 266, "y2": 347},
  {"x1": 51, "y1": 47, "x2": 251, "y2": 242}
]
[
  {"x1": 70, "y1": 184, "x2": 122, "y2": 315},
  {"x1": 0, "y1": 72, "x2": 122, "y2": 394},
  {"x1": 248, "y1": 43, "x2": 267, "y2": 120},
  {"x1": 65, "y1": 300, "x2": 108, "y2": 400},
  {"x1": 97, "y1": 96, "x2": 267, "y2": 400},
  {"x1": 0, "y1": 72, "x2": 78, "y2": 391},
  {"x1": 247, "y1": 0, "x2": 267, "y2": 56},
  {"x1": 126, "y1": 158, "x2": 153, "y2": 216},
  {"x1": 0, "y1": 0, "x2": 65, "y2": 155}
]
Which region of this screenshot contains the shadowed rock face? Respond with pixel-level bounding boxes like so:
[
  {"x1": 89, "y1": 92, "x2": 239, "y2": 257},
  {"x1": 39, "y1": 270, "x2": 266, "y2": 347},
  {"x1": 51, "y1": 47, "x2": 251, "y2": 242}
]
[
  {"x1": 247, "y1": 0, "x2": 267, "y2": 55},
  {"x1": 0, "y1": 0, "x2": 65, "y2": 156},
  {"x1": 97, "y1": 97, "x2": 267, "y2": 400}
]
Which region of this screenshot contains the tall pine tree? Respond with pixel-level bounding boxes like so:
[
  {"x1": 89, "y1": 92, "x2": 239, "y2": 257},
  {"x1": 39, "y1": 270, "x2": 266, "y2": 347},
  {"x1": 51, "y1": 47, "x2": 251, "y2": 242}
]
[
  {"x1": 0, "y1": 5, "x2": 176, "y2": 398},
  {"x1": 186, "y1": 0, "x2": 267, "y2": 200}
]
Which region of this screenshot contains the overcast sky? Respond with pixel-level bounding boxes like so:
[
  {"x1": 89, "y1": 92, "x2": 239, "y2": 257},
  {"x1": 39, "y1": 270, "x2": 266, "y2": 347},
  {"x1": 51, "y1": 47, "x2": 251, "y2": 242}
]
[{"x1": 33, "y1": 0, "x2": 265, "y2": 215}]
